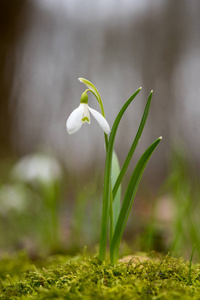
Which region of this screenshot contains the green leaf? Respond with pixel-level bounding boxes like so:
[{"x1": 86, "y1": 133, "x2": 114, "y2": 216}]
[
  {"x1": 110, "y1": 137, "x2": 162, "y2": 265},
  {"x1": 99, "y1": 87, "x2": 142, "y2": 262},
  {"x1": 113, "y1": 90, "x2": 153, "y2": 199},
  {"x1": 111, "y1": 151, "x2": 121, "y2": 231}
]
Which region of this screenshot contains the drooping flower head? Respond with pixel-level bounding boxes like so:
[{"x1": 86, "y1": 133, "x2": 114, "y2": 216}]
[{"x1": 66, "y1": 83, "x2": 110, "y2": 135}]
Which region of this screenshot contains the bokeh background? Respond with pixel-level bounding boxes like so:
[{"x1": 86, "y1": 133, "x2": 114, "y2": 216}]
[{"x1": 1, "y1": 0, "x2": 200, "y2": 260}]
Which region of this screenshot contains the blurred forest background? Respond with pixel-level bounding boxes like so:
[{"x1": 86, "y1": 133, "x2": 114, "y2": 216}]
[{"x1": 1, "y1": 0, "x2": 200, "y2": 260}]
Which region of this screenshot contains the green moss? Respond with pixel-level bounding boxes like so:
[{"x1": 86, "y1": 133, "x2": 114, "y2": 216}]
[{"x1": 1, "y1": 252, "x2": 200, "y2": 299}]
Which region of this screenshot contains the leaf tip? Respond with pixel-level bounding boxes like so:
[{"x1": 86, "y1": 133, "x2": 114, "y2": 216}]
[{"x1": 159, "y1": 136, "x2": 163, "y2": 140}]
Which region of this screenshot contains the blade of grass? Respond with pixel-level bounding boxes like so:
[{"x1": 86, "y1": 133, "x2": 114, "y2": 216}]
[
  {"x1": 99, "y1": 87, "x2": 142, "y2": 262},
  {"x1": 188, "y1": 244, "x2": 196, "y2": 285},
  {"x1": 112, "y1": 91, "x2": 153, "y2": 199},
  {"x1": 110, "y1": 137, "x2": 162, "y2": 265}
]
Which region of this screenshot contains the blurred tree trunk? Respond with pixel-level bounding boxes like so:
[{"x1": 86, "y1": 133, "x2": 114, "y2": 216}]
[{"x1": 0, "y1": 0, "x2": 27, "y2": 157}]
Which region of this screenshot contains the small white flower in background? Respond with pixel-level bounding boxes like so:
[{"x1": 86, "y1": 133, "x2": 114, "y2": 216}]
[
  {"x1": 12, "y1": 153, "x2": 62, "y2": 185},
  {"x1": 0, "y1": 184, "x2": 28, "y2": 214},
  {"x1": 66, "y1": 91, "x2": 110, "y2": 135}
]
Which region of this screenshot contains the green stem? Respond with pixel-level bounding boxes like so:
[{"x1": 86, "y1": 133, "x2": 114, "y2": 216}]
[
  {"x1": 89, "y1": 90, "x2": 105, "y2": 118},
  {"x1": 87, "y1": 89, "x2": 108, "y2": 150},
  {"x1": 109, "y1": 185, "x2": 114, "y2": 243},
  {"x1": 99, "y1": 141, "x2": 113, "y2": 262}
]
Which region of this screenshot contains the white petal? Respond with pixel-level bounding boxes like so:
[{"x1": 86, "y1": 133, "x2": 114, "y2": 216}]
[
  {"x1": 66, "y1": 104, "x2": 84, "y2": 134},
  {"x1": 88, "y1": 106, "x2": 111, "y2": 134},
  {"x1": 82, "y1": 104, "x2": 91, "y2": 124}
]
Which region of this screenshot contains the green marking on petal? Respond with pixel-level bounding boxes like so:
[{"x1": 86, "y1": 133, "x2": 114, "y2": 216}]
[{"x1": 82, "y1": 117, "x2": 90, "y2": 123}]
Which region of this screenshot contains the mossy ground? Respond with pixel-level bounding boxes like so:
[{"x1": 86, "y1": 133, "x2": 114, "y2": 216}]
[{"x1": 0, "y1": 251, "x2": 200, "y2": 299}]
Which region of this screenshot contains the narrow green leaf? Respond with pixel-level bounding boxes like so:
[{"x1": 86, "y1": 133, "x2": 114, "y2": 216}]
[
  {"x1": 110, "y1": 137, "x2": 162, "y2": 265},
  {"x1": 113, "y1": 91, "x2": 153, "y2": 199},
  {"x1": 111, "y1": 151, "x2": 121, "y2": 231},
  {"x1": 99, "y1": 87, "x2": 142, "y2": 262}
]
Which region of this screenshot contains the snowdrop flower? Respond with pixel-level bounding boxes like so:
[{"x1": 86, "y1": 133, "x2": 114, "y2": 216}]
[
  {"x1": 12, "y1": 153, "x2": 62, "y2": 185},
  {"x1": 0, "y1": 184, "x2": 29, "y2": 214},
  {"x1": 66, "y1": 91, "x2": 110, "y2": 135}
]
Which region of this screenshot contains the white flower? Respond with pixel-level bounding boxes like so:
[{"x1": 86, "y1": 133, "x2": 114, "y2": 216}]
[
  {"x1": 12, "y1": 153, "x2": 62, "y2": 184},
  {"x1": 0, "y1": 184, "x2": 28, "y2": 214},
  {"x1": 66, "y1": 103, "x2": 111, "y2": 135}
]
